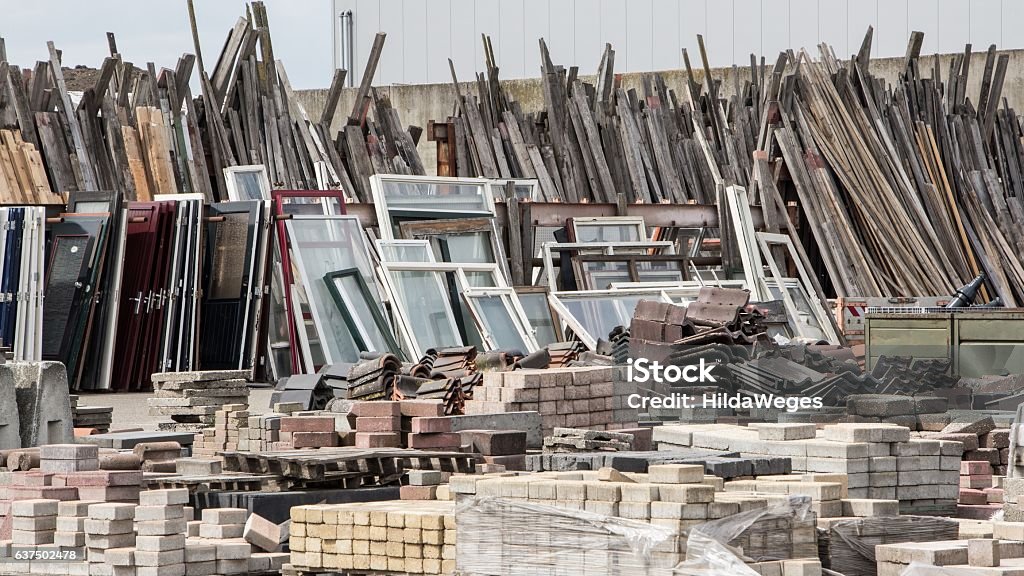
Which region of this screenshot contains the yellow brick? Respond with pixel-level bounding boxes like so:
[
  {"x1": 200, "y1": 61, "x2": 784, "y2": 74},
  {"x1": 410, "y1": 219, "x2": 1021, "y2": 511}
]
[
  {"x1": 322, "y1": 540, "x2": 337, "y2": 554},
  {"x1": 422, "y1": 515, "x2": 443, "y2": 530},
  {"x1": 442, "y1": 559, "x2": 456, "y2": 573},
  {"x1": 322, "y1": 509, "x2": 339, "y2": 524},
  {"x1": 308, "y1": 524, "x2": 327, "y2": 539},
  {"x1": 386, "y1": 512, "x2": 405, "y2": 528},
  {"x1": 406, "y1": 557, "x2": 424, "y2": 573},
  {"x1": 423, "y1": 558, "x2": 441, "y2": 573},
  {"x1": 338, "y1": 540, "x2": 352, "y2": 555},
  {"x1": 443, "y1": 514, "x2": 455, "y2": 529},
  {"x1": 369, "y1": 526, "x2": 387, "y2": 541},
  {"x1": 370, "y1": 511, "x2": 388, "y2": 526},
  {"x1": 405, "y1": 514, "x2": 422, "y2": 529},
  {"x1": 337, "y1": 510, "x2": 354, "y2": 525},
  {"x1": 290, "y1": 508, "x2": 307, "y2": 523},
  {"x1": 304, "y1": 552, "x2": 322, "y2": 568},
  {"x1": 442, "y1": 544, "x2": 455, "y2": 560},
  {"x1": 353, "y1": 511, "x2": 370, "y2": 525},
  {"x1": 338, "y1": 554, "x2": 353, "y2": 570},
  {"x1": 289, "y1": 551, "x2": 306, "y2": 567},
  {"x1": 353, "y1": 540, "x2": 369, "y2": 555},
  {"x1": 423, "y1": 530, "x2": 443, "y2": 545},
  {"x1": 370, "y1": 555, "x2": 388, "y2": 571},
  {"x1": 403, "y1": 528, "x2": 422, "y2": 544},
  {"x1": 405, "y1": 543, "x2": 423, "y2": 559},
  {"x1": 291, "y1": 537, "x2": 306, "y2": 552},
  {"x1": 387, "y1": 557, "x2": 405, "y2": 572},
  {"x1": 444, "y1": 529, "x2": 456, "y2": 545},
  {"x1": 370, "y1": 541, "x2": 386, "y2": 556},
  {"x1": 292, "y1": 523, "x2": 306, "y2": 538},
  {"x1": 322, "y1": 553, "x2": 339, "y2": 570},
  {"x1": 307, "y1": 538, "x2": 322, "y2": 553},
  {"x1": 353, "y1": 554, "x2": 370, "y2": 570},
  {"x1": 387, "y1": 527, "x2": 403, "y2": 542},
  {"x1": 306, "y1": 507, "x2": 324, "y2": 524},
  {"x1": 386, "y1": 541, "x2": 404, "y2": 557},
  {"x1": 424, "y1": 544, "x2": 441, "y2": 559}
]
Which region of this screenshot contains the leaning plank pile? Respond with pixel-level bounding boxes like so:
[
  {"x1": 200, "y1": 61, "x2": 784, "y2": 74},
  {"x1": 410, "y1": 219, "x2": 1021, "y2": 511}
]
[{"x1": 444, "y1": 30, "x2": 1024, "y2": 304}]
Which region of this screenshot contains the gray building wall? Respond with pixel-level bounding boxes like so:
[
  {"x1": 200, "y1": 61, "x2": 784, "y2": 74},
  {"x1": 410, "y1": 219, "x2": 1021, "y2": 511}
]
[
  {"x1": 297, "y1": 48, "x2": 1024, "y2": 175},
  {"x1": 330, "y1": 0, "x2": 1023, "y2": 86}
]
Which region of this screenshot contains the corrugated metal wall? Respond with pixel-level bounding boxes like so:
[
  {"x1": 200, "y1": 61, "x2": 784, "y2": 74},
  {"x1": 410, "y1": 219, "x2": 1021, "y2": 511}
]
[{"x1": 331, "y1": 0, "x2": 1020, "y2": 85}]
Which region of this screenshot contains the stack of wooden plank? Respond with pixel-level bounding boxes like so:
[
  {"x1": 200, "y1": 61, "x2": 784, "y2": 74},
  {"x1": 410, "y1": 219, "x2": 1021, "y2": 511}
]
[{"x1": 0, "y1": 129, "x2": 62, "y2": 204}]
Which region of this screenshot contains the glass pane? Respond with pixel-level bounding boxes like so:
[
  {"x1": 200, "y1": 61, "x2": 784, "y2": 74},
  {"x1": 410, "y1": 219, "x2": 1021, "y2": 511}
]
[
  {"x1": 287, "y1": 218, "x2": 378, "y2": 364},
  {"x1": 561, "y1": 295, "x2": 645, "y2": 341},
  {"x1": 390, "y1": 270, "x2": 462, "y2": 349},
  {"x1": 580, "y1": 260, "x2": 631, "y2": 289},
  {"x1": 573, "y1": 225, "x2": 642, "y2": 243},
  {"x1": 378, "y1": 242, "x2": 433, "y2": 263},
  {"x1": 381, "y1": 179, "x2": 490, "y2": 214},
  {"x1": 464, "y1": 271, "x2": 497, "y2": 288},
  {"x1": 330, "y1": 274, "x2": 392, "y2": 353},
  {"x1": 635, "y1": 261, "x2": 684, "y2": 284},
  {"x1": 518, "y1": 293, "x2": 559, "y2": 347},
  {"x1": 439, "y1": 232, "x2": 494, "y2": 263},
  {"x1": 281, "y1": 197, "x2": 344, "y2": 216},
  {"x1": 232, "y1": 171, "x2": 267, "y2": 200},
  {"x1": 208, "y1": 212, "x2": 249, "y2": 299},
  {"x1": 472, "y1": 294, "x2": 528, "y2": 352}
]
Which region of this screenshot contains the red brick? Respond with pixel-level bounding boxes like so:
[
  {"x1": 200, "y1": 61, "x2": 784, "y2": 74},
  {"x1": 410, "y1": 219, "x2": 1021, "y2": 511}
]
[
  {"x1": 349, "y1": 401, "x2": 401, "y2": 418},
  {"x1": 400, "y1": 485, "x2": 438, "y2": 500},
  {"x1": 355, "y1": 417, "x2": 401, "y2": 433},
  {"x1": 279, "y1": 417, "x2": 335, "y2": 433},
  {"x1": 62, "y1": 471, "x2": 143, "y2": 487},
  {"x1": 411, "y1": 417, "x2": 451, "y2": 434},
  {"x1": 956, "y1": 503, "x2": 1002, "y2": 520},
  {"x1": 291, "y1": 432, "x2": 338, "y2": 448},
  {"x1": 398, "y1": 400, "x2": 444, "y2": 418},
  {"x1": 406, "y1": 433, "x2": 461, "y2": 450},
  {"x1": 961, "y1": 461, "x2": 992, "y2": 475},
  {"x1": 7, "y1": 486, "x2": 78, "y2": 501},
  {"x1": 458, "y1": 430, "x2": 526, "y2": 456},
  {"x1": 959, "y1": 488, "x2": 988, "y2": 505},
  {"x1": 984, "y1": 487, "x2": 1004, "y2": 503},
  {"x1": 481, "y1": 454, "x2": 526, "y2": 471},
  {"x1": 355, "y1": 433, "x2": 402, "y2": 449},
  {"x1": 616, "y1": 427, "x2": 654, "y2": 451}
]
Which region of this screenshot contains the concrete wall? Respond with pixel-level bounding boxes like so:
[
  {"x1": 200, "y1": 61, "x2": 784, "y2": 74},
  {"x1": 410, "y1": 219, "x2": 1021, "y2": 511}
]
[{"x1": 296, "y1": 48, "x2": 1024, "y2": 175}]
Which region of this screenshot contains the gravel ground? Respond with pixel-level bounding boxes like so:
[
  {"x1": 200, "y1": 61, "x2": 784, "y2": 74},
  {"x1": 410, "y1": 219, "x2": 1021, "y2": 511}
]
[{"x1": 74, "y1": 387, "x2": 276, "y2": 431}]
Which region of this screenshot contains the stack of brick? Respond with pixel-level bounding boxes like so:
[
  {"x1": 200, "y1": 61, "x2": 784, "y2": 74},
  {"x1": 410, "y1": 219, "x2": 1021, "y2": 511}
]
[
  {"x1": 11, "y1": 499, "x2": 57, "y2": 547},
  {"x1": 55, "y1": 500, "x2": 92, "y2": 550},
  {"x1": 4, "y1": 472, "x2": 79, "y2": 501},
  {"x1": 402, "y1": 471, "x2": 448, "y2": 501},
  {"x1": 279, "y1": 416, "x2": 340, "y2": 449},
  {"x1": 128, "y1": 489, "x2": 189, "y2": 576},
  {"x1": 407, "y1": 413, "x2": 461, "y2": 451},
  {"x1": 59, "y1": 470, "x2": 143, "y2": 503},
  {"x1": 875, "y1": 531, "x2": 1024, "y2": 576},
  {"x1": 148, "y1": 370, "x2": 250, "y2": 432},
  {"x1": 463, "y1": 367, "x2": 638, "y2": 436},
  {"x1": 352, "y1": 402, "x2": 402, "y2": 448},
  {"x1": 459, "y1": 430, "x2": 528, "y2": 471},
  {"x1": 845, "y1": 394, "x2": 948, "y2": 430},
  {"x1": 191, "y1": 404, "x2": 248, "y2": 456},
  {"x1": 85, "y1": 503, "x2": 135, "y2": 565},
  {"x1": 958, "y1": 461, "x2": 1001, "y2": 519},
  {"x1": 655, "y1": 423, "x2": 962, "y2": 515},
  {"x1": 195, "y1": 507, "x2": 250, "y2": 575},
  {"x1": 70, "y1": 395, "x2": 113, "y2": 434},
  {"x1": 287, "y1": 501, "x2": 456, "y2": 574},
  {"x1": 923, "y1": 416, "x2": 1010, "y2": 475},
  {"x1": 40, "y1": 444, "x2": 98, "y2": 474},
  {"x1": 241, "y1": 413, "x2": 284, "y2": 452}
]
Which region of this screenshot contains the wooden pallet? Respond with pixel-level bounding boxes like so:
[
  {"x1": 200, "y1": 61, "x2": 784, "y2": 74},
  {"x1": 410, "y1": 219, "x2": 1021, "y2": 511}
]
[
  {"x1": 220, "y1": 447, "x2": 476, "y2": 484},
  {"x1": 144, "y1": 473, "x2": 279, "y2": 493}
]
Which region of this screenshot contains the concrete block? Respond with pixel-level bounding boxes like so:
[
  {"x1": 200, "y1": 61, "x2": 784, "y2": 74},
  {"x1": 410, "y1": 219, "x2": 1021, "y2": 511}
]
[
  {"x1": 134, "y1": 549, "x2": 185, "y2": 566},
  {"x1": 968, "y1": 539, "x2": 1000, "y2": 567},
  {"x1": 244, "y1": 513, "x2": 287, "y2": 552},
  {"x1": 136, "y1": 534, "x2": 186, "y2": 551},
  {"x1": 2, "y1": 362, "x2": 74, "y2": 447},
  {"x1": 757, "y1": 424, "x2": 816, "y2": 441},
  {"x1": 88, "y1": 503, "x2": 135, "y2": 521},
  {"x1": 199, "y1": 523, "x2": 243, "y2": 539},
  {"x1": 12, "y1": 498, "x2": 58, "y2": 517},
  {"x1": 448, "y1": 412, "x2": 542, "y2": 449},
  {"x1": 136, "y1": 519, "x2": 187, "y2": 536},
  {"x1": 215, "y1": 540, "x2": 250, "y2": 560},
  {"x1": 458, "y1": 430, "x2": 527, "y2": 455},
  {"x1": 174, "y1": 458, "x2": 221, "y2": 475},
  {"x1": 841, "y1": 499, "x2": 899, "y2": 517},
  {"x1": 134, "y1": 505, "x2": 184, "y2": 521},
  {"x1": 648, "y1": 464, "x2": 704, "y2": 484},
  {"x1": 138, "y1": 489, "x2": 189, "y2": 506},
  {"x1": 84, "y1": 518, "x2": 134, "y2": 535}
]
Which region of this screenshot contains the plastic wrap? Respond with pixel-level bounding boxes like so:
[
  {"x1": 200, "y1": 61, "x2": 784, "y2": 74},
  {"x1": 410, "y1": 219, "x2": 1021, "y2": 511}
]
[
  {"x1": 820, "y1": 516, "x2": 960, "y2": 576},
  {"x1": 455, "y1": 494, "x2": 683, "y2": 575},
  {"x1": 454, "y1": 494, "x2": 818, "y2": 576}
]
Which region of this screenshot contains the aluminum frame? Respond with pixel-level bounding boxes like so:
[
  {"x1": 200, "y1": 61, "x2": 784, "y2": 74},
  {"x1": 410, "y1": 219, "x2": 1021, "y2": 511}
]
[{"x1": 756, "y1": 232, "x2": 841, "y2": 343}]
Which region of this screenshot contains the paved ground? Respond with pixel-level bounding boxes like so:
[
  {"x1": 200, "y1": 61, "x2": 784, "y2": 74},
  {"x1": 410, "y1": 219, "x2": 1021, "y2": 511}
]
[{"x1": 76, "y1": 387, "x2": 276, "y2": 431}]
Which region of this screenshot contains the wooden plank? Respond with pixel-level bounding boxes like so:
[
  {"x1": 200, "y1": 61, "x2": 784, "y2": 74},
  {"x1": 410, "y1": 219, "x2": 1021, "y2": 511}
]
[
  {"x1": 348, "y1": 33, "x2": 386, "y2": 126},
  {"x1": 47, "y1": 41, "x2": 98, "y2": 189},
  {"x1": 319, "y1": 68, "x2": 348, "y2": 128}
]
